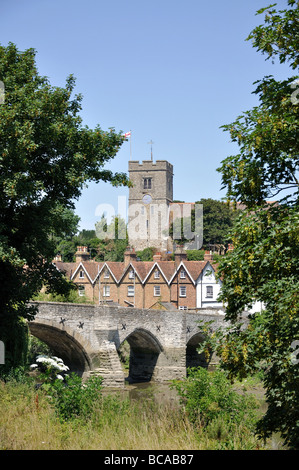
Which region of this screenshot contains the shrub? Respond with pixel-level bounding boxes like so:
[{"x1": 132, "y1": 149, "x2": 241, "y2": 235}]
[
  {"x1": 172, "y1": 367, "x2": 258, "y2": 430},
  {"x1": 30, "y1": 354, "x2": 103, "y2": 422},
  {"x1": 47, "y1": 373, "x2": 103, "y2": 422}
]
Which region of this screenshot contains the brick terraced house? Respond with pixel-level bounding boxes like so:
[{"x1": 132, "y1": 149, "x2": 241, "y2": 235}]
[{"x1": 53, "y1": 246, "x2": 223, "y2": 310}]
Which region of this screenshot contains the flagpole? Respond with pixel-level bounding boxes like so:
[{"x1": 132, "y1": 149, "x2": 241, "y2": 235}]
[{"x1": 123, "y1": 131, "x2": 132, "y2": 159}]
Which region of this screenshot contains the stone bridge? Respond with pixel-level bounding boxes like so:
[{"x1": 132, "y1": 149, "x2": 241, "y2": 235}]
[{"x1": 29, "y1": 301, "x2": 231, "y2": 388}]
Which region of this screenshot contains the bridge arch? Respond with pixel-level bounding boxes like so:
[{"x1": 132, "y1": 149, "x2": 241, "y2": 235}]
[
  {"x1": 186, "y1": 331, "x2": 211, "y2": 370},
  {"x1": 120, "y1": 328, "x2": 163, "y2": 383},
  {"x1": 29, "y1": 320, "x2": 93, "y2": 377}
]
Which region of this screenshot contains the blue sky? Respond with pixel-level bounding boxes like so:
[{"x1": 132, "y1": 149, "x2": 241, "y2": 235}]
[{"x1": 1, "y1": 0, "x2": 292, "y2": 230}]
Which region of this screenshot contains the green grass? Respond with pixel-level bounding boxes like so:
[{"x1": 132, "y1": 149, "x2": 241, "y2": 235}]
[{"x1": 0, "y1": 367, "x2": 283, "y2": 450}]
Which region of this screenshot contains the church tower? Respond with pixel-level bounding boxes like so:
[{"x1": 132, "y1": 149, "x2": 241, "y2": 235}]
[{"x1": 128, "y1": 159, "x2": 173, "y2": 252}]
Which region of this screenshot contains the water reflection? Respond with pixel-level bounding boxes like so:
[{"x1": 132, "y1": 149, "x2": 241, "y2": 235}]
[{"x1": 103, "y1": 381, "x2": 180, "y2": 407}]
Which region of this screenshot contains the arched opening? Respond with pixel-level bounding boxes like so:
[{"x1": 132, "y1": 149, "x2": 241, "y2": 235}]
[
  {"x1": 120, "y1": 328, "x2": 163, "y2": 383},
  {"x1": 186, "y1": 332, "x2": 211, "y2": 371},
  {"x1": 29, "y1": 322, "x2": 91, "y2": 377}
]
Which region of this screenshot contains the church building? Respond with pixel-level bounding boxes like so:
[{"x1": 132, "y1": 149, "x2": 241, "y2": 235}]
[{"x1": 127, "y1": 159, "x2": 174, "y2": 252}]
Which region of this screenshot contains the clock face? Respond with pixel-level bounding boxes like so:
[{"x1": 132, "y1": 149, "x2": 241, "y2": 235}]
[{"x1": 142, "y1": 194, "x2": 152, "y2": 205}]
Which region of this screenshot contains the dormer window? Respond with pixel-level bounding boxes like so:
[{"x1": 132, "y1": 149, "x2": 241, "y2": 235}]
[
  {"x1": 180, "y1": 269, "x2": 186, "y2": 279},
  {"x1": 104, "y1": 269, "x2": 110, "y2": 279},
  {"x1": 79, "y1": 270, "x2": 84, "y2": 279},
  {"x1": 154, "y1": 270, "x2": 160, "y2": 279}
]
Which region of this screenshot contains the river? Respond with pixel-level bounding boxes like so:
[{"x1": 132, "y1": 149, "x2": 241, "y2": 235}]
[{"x1": 103, "y1": 380, "x2": 181, "y2": 407}]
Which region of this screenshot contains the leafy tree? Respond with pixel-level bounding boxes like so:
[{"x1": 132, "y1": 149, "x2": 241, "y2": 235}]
[
  {"x1": 186, "y1": 250, "x2": 204, "y2": 261},
  {"x1": 136, "y1": 246, "x2": 156, "y2": 261},
  {"x1": 77, "y1": 229, "x2": 96, "y2": 241},
  {"x1": 0, "y1": 43, "x2": 129, "y2": 368},
  {"x1": 169, "y1": 198, "x2": 238, "y2": 247},
  {"x1": 95, "y1": 215, "x2": 128, "y2": 261},
  {"x1": 197, "y1": 198, "x2": 239, "y2": 247},
  {"x1": 214, "y1": 1, "x2": 299, "y2": 449}
]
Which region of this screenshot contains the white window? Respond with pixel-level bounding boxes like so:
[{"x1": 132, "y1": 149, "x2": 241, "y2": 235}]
[
  {"x1": 103, "y1": 285, "x2": 110, "y2": 297},
  {"x1": 104, "y1": 269, "x2": 109, "y2": 279},
  {"x1": 154, "y1": 270, "x2": 160, "y2": 279},
  {"x1": 179, "y1": 286, "x2": 186, "y2": 297},
  {"x1": 154, "y1": 285, "x2": 161, "y2": 296},
  {"x1": 179, "y1": 306, "x2": 188, "y2": 310},
  {"x1": 79, "y1": 270, "x2": 84, "y2": 279},
  {"x1": 128, "y1": 285, "x2": 135, "y2": 296},
  {"x1": 206, "y1": 286, "x2": 213, "y2": 298},
  {"x1": 129, "y1": 269, "x2": 135, "y2": 279},
  {"x1": 180, "y1": 269, "x2": 186, "y2": 279},
  {"x1": 78, "y1": 285, "x2": 85, "y2": 297}
]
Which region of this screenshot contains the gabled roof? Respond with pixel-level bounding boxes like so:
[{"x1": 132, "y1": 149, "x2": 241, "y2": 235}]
[
  {"x1": 83, "y1": 261, "x2": 105, "y2": 282},
  {"x1": 102, "y1": 262, "x2": 126, "y2": 283},
  {"x1": 169, "y1": 260, "x2": 208, "y2": 284},
  {"x1": 53, "y1": 261, "x2": 77, "y2": 279},
  {"x1": 53, "y1": 258, "x2": 220, "y2": 286},
  {"x1": 71, "y1": 261, "x2": 98, "y2": 283},
  {"x1": 130, "y1": 261, "x2": 154, "y2": 283},
  {"x1": 141, "y1": 261, "x2": 175, "y2": 284}
]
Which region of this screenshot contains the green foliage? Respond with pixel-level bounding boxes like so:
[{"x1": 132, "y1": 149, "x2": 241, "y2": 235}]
[
  {"x1": 173, "y1": 368, "x2": 258, "y2": 431},
  {"x1": 0, "y1": 316, "x2": 29, "y2": 375},
  {"x1": 55, "y1": 216, "x2": 128, "y2": 262},
  {"x1": 169, "y1": 198, "x2": 238, "y2": 247},
  {"x1": 27, "y1": 336, "x2": 53, "y2": 365},
  {"x1": 216, "y1": 1, "x2": 299, "y2": 448},
  {"x1": 218, "y1": 4, "x2": 298, "y2": 207},
  {"x1": 197, "y1": 198, "x2": 240, "y2": 246},
  {"x1": 47, "y1": 373, "x2": 103, "y2": 422},
  {"x1": 247, "y1": 0, "x2": 299, "y2": 70},
  {"x1": 0, "y1": 42, "x2": 129, "y2": 364},
  {"x1": 186, "y1": 250, "x2": 204, "y2": 260},
  {"x1": 34, "y1": 286, "x2": 92, "y2": 304},
  {"x1": 30, "y1": 353, "x2": 104, "y2": 422},
  {"x1": 136, "y1": 246, "x2": 156, "y2": 261}
]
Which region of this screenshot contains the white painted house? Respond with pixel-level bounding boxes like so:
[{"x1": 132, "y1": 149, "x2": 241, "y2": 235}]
[{"x1": 196, "y1": 262, "x2": 223, "y2": 309}]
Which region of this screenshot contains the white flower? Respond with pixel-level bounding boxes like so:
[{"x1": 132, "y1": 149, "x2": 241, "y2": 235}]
[
  {"x1": 30, "y1": 364, "x2": 38, "y2": 369},
  {"x1": 56, "y1": 374, "x2": 64, "y2": 380}
]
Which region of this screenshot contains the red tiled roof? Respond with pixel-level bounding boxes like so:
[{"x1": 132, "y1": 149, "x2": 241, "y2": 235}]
[{"x1": 53, "y1": 258, "x2": 216, "y2": 285}]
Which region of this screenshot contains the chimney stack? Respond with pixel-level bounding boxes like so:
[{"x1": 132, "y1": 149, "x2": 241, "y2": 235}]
[
  {"x1": 153, "y1": 252, "x2": 162, "y2": 262},
  {"x1": 174, "y1": 245, "x2": 187, "y2": 265},
  {"x1": 124, "y1": 246, "x2": 136, "y2": 266},
  {"x1": 204, "y1": 250, "x2": 213, "y2": 261},
  {"x1": 75, "y1": 246, "x2": 90, "y2": 263}
]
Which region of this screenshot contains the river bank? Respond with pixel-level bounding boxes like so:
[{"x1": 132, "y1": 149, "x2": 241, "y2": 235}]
[{"x1": 0, "y1": 371, "x2": 285, "y2": 450}]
